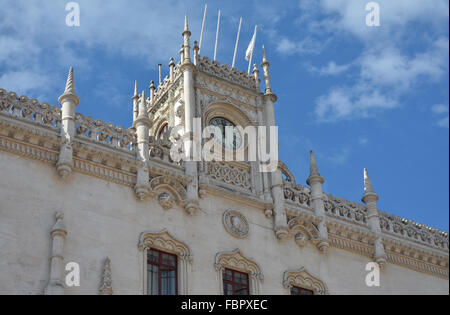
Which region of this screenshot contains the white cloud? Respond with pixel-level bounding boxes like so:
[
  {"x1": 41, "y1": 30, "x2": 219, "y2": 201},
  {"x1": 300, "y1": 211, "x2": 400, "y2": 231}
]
[
  {"x1": 315, "y1": 84, "x2": 398, "y2": 121},
  {"x1": 431, "y1": 104, "x2": 449, "y2": 115},
  {"x1": 276, "y1": 37, "x2": 328, "y2": 55},
  {"x1": 327, "y1": 147, "x2": 351, "y2": 165},
  {"x1": 308, "y1": 61, "x2": 351, "y2": 76},
  {"x1": 431, "y1": 104, "x2": 449, "y2": 128},
  {"x1": 303, "y1": 0, "x2": 450, "y2": 122}
]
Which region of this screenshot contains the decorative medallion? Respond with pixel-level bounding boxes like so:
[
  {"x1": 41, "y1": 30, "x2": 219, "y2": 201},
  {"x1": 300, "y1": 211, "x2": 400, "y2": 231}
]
[{"x1": 222, "y1": 210, "x2": 249, "y2": 239}]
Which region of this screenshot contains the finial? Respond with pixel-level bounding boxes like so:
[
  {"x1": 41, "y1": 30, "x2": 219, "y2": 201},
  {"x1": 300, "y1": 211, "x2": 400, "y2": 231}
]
[
  {"x1": 169, "y1": 57, "x2": 175, "y2": 67},
  {"x1": 59, "y1": 66, "x2": 80, "y2": 106},
  {"x1": 149, "y1": 80, "x2": 155, "y2": 91},
  {"x1": 253, "y1": 64, "x2": 258, "y2": 73},
  {"x1": 310, "y1": 150, "x2": 320, "y2": 177},
  {"x1": 262, "y1": 45, "x2": 269, "y2": 65},
  {"x1": 64, "y1": 66, "x2": 76, "y2": 94},
  {"x1": 134, "y1": 80, "x2": 138, "y2": 97},
  {"x1": 137, "y1": 90, "x2": 148, "y2": 120},
  {"x1": 364, "y1": 168, "x2": 374, "y2": 194},
  {"x1": 183, "y1": 15, "x2": 191, "y2": 36}
]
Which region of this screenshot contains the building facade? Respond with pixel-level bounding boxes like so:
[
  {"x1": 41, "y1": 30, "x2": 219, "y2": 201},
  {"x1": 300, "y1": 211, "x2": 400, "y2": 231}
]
[{"x1": 0, "y1": 18, "x2": 448, "y2": 295}]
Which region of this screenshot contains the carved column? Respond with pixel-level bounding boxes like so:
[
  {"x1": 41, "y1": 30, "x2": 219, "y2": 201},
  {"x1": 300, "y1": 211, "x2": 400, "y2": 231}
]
[
  {"x1": 362, "y1": 168, "x2": 387, "y2": 269},
  {"x1": 134, "y1": 91, "x2": 151, "y2": 200},
  {"x1": 181, "y1": 16, "x2": 199, "y2": 215},
  {"x1": 44, "y1": 212, "x2": 67, "y2": 295},
  {"x1": 307, "y1": 151, "x2": 329, "y2": 253},
  {"x1": 56, "y1": 67, "x2": 80, "y2": 180}
]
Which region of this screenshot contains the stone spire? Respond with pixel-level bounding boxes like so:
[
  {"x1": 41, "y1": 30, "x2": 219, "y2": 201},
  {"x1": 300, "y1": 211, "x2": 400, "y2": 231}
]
[
  {"x1": 261, "y1": 45, "x2": 273, "y2": 95},
  {"x1": 252, "y1": 64, "x2": 260, "y2": 92},
  {"x1": 137, "y1": 90, "x2": 149, "y2": 121},
  {"x1": 182, "y1": 15, "x2": 192, "y2": 63},
  {"x1": 306, "y1": 150, "x2": 329, "y2": 253},
  {"x1": 149, "y1": 80, "x2": 156, "y2": 105},
  {"x1": 65, "y1": 67, "x2": 76, "y2": 94},
  {"x1": 132, "y1": 81, "x2": 139, "y2": 123},
  {"x1": 309, "y1": 150, "x2": 320, "y2": 177},
  {"x1": 364, "y1": 168, "x2": 374, "y2": 194},
  {"x1": 59, "y1": 66, "x2": 80, "y2": 106}
]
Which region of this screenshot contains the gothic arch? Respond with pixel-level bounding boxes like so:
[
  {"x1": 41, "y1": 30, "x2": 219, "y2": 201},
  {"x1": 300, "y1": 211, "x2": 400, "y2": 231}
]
[
  {"x1": 283, "y1": 267, "x2": 329, "y2": 295},
  {"x1": 138, "y1": 229, "x2": 192, "y2": 295},
  {"x1": 214, "y1": 249, "x2": 263, "y2": 295}
]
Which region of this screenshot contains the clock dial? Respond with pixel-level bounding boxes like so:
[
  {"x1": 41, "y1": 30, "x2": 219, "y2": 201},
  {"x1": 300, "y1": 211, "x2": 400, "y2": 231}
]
[{"x1": 209, "y1": 117, "x2": 242, "y2": 150}]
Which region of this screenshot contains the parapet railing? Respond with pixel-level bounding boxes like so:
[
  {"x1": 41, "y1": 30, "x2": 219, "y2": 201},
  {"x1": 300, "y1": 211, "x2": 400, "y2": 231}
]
[
  {"x1": 74, "y1": 113, "x2": 136, "y2": 153},
  {"x1": 0, "y1": 89, "x2": 61, "y2": 131}
]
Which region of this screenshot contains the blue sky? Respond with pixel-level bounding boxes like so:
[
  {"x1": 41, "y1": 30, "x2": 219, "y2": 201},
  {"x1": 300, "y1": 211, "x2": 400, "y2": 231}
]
[{"x1": 0, "y1": 0, "x2": 448, "y2": 231}]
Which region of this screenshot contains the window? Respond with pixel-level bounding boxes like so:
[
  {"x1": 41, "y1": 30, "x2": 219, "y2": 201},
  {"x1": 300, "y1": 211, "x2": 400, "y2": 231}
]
[
  {"x1": 223, "y1": 269, "x2": 249, "y2": 296},
  {"x1": 214, "y1": 249, "x2": 263, "y2": 295},
  {"x1": 290, "y1": 286, "x2": 314, "y2": 296},
  {"x1": 139, "y1": 229, "x2": 193, "y2": 295},
  {"x1": 147, "y1": 249, "x2": 178, "y2": 295}
]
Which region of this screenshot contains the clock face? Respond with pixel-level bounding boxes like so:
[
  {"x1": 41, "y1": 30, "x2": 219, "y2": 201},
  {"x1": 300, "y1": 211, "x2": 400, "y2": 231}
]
[{"x1": 209, "y1": 117, "x2": 242, "y2": 150}]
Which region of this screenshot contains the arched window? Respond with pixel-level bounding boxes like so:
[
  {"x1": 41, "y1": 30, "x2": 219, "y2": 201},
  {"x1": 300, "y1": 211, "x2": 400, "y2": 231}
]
[
  {"x1": 214, "y1": 249, "x2": 263, "y2": 295},
  {"x1": 139, "y1": 229, "x2": 193, "y2": 295}
]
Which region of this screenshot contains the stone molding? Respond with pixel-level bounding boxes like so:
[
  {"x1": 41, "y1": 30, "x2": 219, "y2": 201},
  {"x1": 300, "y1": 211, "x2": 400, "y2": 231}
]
[{"x1": 282, "y1": 267, "x2": 329, "y2": 295}]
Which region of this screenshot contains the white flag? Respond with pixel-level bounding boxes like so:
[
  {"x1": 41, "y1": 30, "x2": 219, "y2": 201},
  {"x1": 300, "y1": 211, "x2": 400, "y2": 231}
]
[{"x1": 245, "y1": 28, "x2": 257, "y2": 61}]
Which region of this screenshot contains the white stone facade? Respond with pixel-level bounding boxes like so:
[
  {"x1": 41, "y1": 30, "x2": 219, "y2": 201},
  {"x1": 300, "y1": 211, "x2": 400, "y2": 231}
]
[{"x1": 0, "y1": 19, "x2": 448, "y2": 295}]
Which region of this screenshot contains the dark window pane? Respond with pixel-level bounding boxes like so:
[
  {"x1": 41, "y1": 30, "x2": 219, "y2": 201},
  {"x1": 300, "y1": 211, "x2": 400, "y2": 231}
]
[
  {"x1": 147, "y1": 249, "x2": 178, "y2": 295},
  {"x1": 291, "y1": 286, "x2": 314, "y2": 296}
]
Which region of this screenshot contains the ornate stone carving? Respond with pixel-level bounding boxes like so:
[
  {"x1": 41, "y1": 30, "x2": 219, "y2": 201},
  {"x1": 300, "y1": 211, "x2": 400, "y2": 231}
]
[
  {"x1": 138, "y1": 229, "x2": 193, "y2": 263},
  {"x1": 223, "y1": 210, "x2": 249, "y2": 239},
  {"x1": 158, "y1": 192, "x2": 175, "y2": 210},
  {"x1": 207, "y1": 162, "x2": 251, "y2": 191},
  {"x1": 283, "y1": 268, "x2": 329, "y2": 295},
  {"x1": 198, "y1": 57, "x2": 257, "y2": 90},
  {"x1": 99, "y1": 257, "x2": 113, "y2": 295}
]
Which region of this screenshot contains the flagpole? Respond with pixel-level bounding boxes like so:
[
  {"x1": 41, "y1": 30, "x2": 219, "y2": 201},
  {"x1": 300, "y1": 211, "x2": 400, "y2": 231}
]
[
  {"x1": 248, "y1": 25, "x2": 258, "y2": 74},
  {"x1": 214, "y1": 10, "x2": 221, "y2": 61},
  {"x1": 232, "y1": 17, "x2": 243, "y2": 69},
  {"x1": 199, "y1": 4, "x2": 208, "y2": 55}
]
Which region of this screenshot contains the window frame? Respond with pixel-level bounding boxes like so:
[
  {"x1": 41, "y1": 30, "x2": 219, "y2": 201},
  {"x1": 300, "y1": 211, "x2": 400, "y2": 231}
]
[
  {"x1": 222, "y1": 268, "x2": 250, "y2": 296},
  {"x1": 290, "y1": 286, "x2": 315, "y2": 296},
  {"x1": 147, "y1": 248, "x2": 178, "y2": 296}
]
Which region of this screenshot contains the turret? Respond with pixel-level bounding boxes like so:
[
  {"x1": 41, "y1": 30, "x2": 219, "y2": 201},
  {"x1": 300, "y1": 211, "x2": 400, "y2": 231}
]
[
  {"x1": 56, "y1": 67, "x2": 80, "y2": 180},
  {"x1": 306, "y1": 151, "x2": 330, "y2": 253},
  {"x1": 362, "y1": 168, "x2": 387, "y2": 269},
  {"x1": 180, "y1": 16, "x2": 199, "y2": 215}
]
